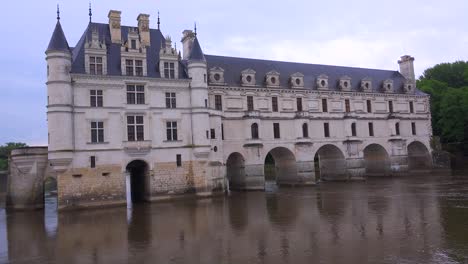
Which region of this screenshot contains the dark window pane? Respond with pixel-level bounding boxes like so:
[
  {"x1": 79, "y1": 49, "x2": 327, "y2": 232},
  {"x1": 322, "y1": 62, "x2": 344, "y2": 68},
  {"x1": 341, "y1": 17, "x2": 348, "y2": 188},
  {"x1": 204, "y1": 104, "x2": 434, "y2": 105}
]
[
  {"x1": 137, "y1": 93, "x2": 145, "y2": 104},
  {"x1": 272, "y1": 97, "x2": 278, "y2": 112},
  {"x1": 136, "y1": 125, "x2": 144, "y2": 141},
  {"x1": 136, "y1": 116, "x2": 143, "y2": 124},
  {"x1": 127, "y1": 93, "x2": 135, "y2": 104},
  {"x1": 91, "y1": 129, "x2": 97, "y2": 142}
]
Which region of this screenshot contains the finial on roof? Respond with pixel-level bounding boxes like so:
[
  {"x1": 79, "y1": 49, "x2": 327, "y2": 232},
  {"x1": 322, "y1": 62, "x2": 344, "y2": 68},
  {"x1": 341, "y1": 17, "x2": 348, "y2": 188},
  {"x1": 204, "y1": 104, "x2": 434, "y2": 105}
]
[
  {"x1": 57, "y1": 4, "x2": 60, "y2": 21},
  {"x1": 157, "y1": 11, "x2": 160, "y2": 30},
  {"x1": 89, "y1": 2, "x2": 92, "y2": 23},
  {"x1": 194, "y1": 22, "x2": 197, "y2": 36}
]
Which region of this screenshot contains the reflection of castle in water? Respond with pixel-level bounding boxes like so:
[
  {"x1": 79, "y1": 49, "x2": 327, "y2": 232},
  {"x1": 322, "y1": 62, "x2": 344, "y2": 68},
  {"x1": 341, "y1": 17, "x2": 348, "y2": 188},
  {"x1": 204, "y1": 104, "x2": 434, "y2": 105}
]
[{"x1": 3, "y1": 178, "x2": 453, "y2": 263}]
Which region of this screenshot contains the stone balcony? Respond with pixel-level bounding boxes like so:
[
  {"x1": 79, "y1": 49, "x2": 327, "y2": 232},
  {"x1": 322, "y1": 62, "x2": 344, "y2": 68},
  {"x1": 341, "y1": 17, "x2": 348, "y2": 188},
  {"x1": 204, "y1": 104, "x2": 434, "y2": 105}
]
[
  {"x1": 295, "y1": 137, "x2": 312, "y2": 145},
  {"x1": 243, "y1": 138, "x2": 263, "y2": 147},
  {"x1": 123, "y1": 140, "x2": 152, "y2": 156},
  {"x1": 243, "y1": 110, "x2": 261, "y2": 118},
  {"x1": 295, "y1": 111, "x2": 310, "y2": 118}
]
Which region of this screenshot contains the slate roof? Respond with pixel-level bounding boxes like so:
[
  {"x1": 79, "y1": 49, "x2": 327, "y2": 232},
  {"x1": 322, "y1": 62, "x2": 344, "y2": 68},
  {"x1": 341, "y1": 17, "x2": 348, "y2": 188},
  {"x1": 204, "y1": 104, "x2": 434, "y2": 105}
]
[
  {"x1": 70, "y1": 22, "x2": 188, "y2": 79},
  {"x1": 47, "y1": 21, "x2": 70, "y2": 52},
  {"x1": 188, "y1": 37, "x2": 206, "y2": 61},
  {"x1": 205, "y1": 55, "x2": 425, "y2": 94}
]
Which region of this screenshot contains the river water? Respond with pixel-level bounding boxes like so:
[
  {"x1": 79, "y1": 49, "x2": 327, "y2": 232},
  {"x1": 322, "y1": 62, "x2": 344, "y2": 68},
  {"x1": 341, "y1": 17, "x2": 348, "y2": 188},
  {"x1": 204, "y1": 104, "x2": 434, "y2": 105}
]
[{"x1": 1, "y1": 175, "x2": 468, "y2": 263}]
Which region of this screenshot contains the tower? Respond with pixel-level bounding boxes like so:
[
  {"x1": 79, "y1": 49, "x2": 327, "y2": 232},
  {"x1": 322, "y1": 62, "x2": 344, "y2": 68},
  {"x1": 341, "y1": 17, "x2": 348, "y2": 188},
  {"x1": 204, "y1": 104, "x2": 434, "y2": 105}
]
[{"x1": 45, "y1": 13, "x2": 74, "y2": 170}]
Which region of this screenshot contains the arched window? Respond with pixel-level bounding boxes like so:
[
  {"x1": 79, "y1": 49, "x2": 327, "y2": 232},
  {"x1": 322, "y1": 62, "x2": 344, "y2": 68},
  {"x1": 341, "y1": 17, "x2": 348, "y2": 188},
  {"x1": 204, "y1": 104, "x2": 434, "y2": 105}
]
[
  {"x1": 351, "y1": 123, "x2": 357, "y2": 137},
  {"x1": 302, "y1": 123, "x2": 309, "y2": 138},
  {"x1": 251, "y1": 123, "x2": 259, "y2": 139},
  {"x1": 395, "y1": 122, "x2": 400, "y2": 136}
]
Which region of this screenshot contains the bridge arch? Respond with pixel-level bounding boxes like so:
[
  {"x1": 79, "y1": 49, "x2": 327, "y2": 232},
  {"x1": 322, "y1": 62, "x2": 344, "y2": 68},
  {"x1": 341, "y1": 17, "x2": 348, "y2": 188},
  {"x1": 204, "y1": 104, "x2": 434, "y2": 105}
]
[
  {"x1": 407, "y1": 141, "x2": 432, "y2": 171},
  {"x1": 363, "y1": 143, "x2": 390, "y2": 177},
  {"x1": 226, "y1": 152, "x2": 246, "y2": 190},
  {"x1": 313, "y1": 144, "x2": 347, "y2": 181},
  {"x1": 126, "y1": 160, "x2": 150, "y2": 204},
  {"x1": 263, "y1": 147, "x2": 297, "y2": 186}
]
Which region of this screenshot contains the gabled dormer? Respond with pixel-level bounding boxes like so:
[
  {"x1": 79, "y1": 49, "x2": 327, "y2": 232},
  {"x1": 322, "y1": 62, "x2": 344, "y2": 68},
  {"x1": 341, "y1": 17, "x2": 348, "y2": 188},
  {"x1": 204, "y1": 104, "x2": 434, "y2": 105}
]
[
  {"x1": 209, "y1": 66, "x2": 225, "y2": 85},
  {"x1": 361, "y1": 77, "x2": 372, "y2": 92},
  {"x1": 382, "y1": 79, "x2": 394, "y2": 93},
  {"x1": 265, "y1": 70, "x2": 280, "y2": 88},
  {"x1": 290, "y1": 72, "x2": 304, "y2": 88},
  {"x1": 121, "y1": 28, "x2": 147, "y2": 77},
  {"x1": 316, "y1": 74, "x2": 329, "y2": 90},
  {"x1": 84, "y1": 27, "x2": 107, "y2": 75},
  {"x1": 403, "y1": 80, "x2": 415, "y2": 94},
  {"x1": 241, "y1": 68, "x2": 256, "y2": 86},
  {"x1": 159, "y1": 36, "x2": 179, "y2": 79},
  {"x1": 339, "y1": 75, "x2": 351, "y2": 91}
]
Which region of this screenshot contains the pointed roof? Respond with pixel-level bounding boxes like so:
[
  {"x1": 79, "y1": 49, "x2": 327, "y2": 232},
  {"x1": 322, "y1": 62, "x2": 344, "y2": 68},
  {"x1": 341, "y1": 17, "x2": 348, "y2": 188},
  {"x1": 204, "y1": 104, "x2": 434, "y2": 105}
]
[
  {"x1": 188, "y1": 37, "x2": 205, "y2": 61},
  {"x1": 47, "y1": 21, "x2": 70, "y2": 52}
]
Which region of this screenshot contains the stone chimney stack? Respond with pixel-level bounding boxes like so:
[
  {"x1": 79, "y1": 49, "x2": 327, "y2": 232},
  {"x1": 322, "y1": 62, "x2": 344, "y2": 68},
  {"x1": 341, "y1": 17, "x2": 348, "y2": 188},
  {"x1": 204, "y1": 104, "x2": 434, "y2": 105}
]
[
  {"x1": 137, "y1": 14, "x2": 150, "y2": 46},
  {"x1": 398, "y1": 55, "x2": 415, "y2": 82},
  {"x1": 181, "y1": 30, "x2": 195, "y2": 60},
  {"x1": 108, "y1": 10, "x2": 122, "y2": 44}
]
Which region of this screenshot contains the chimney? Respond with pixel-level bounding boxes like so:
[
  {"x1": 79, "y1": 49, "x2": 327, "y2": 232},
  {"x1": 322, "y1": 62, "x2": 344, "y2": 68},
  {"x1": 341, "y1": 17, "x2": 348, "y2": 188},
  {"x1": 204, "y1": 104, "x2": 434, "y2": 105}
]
[
  {"x1": 108, "y1": 10, "x2": 122, "y2": 44},
  {"x1": 181, "y1": 30, "x2": 195, "y2": 60},
  {"x1": 398, "y1": 55, "x2": 415, "y2": 82},
  {"x1": 137, "y1": 14, "x2": 150, "y2": 46}
]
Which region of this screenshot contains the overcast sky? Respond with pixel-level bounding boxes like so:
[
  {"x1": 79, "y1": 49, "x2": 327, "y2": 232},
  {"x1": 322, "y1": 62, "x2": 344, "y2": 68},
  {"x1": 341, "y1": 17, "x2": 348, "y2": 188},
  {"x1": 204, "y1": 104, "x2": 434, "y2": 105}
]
[{"x1": 0, "y1": 0, "x2": 467, "y2": 145}]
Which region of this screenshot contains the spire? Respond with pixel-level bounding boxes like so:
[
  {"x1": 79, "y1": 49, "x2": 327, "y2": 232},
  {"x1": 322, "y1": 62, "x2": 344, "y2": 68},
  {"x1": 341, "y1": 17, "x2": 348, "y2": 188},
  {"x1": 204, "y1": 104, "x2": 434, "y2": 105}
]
[
  {"x1": 188, "y1": 36, "x2": 205, "y2": 61},
  {"x1": 157, "y1": 11, "x2": 160, "y2": 30},
  {"x1": 194, "y1": 22, "x2": 197, "y2": 36},
  {"x1": 57, "y1": 4, "x2": 60, "y2": 21},
  {"x1": 89, "y1": 2, "x2": 92, "y2": 23},
  {"x1": 47, "y1": 17, "x2": 70, "y2": 52}
]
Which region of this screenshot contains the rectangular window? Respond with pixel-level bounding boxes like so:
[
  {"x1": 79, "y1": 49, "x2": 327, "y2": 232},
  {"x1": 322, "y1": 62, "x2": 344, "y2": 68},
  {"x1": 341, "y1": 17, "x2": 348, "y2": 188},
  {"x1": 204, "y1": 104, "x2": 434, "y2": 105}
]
[
  {"x1": 324, "y1": 122, "x2": 330, "y2": 138},
  {"x1": 131, "y1": 39, "x2": 137, "y2": 50},
  {"x1": 221, "y1": 124, "x2": 225, "y2": 140},
  {"x1": 135, "y1": 60, "x2": 143, "y2": 76},
  {"x1": 389, "y1": 100, "x2": 394, "y2": 113},
  {"x1": 366, "y1": 100, "x2": 372, "y2": 113},
  {"x1": 127, "y1": 115, "x2": 144, "y2": 141},
  {"x1": 90, "y1": 90, "x2": 103, "y2": 107},
  {"x1": 90, "y1": 156, "x2": 96, "y2": 168},
  {"x1": 297, "y1": 98, "x2": 303, "y2": 112},
  {"x1": 247, "y1": 96, "x2": 254, "y2": 111},
  {"x1": 411, "y1": 122, "x2": 416, "y2": 135},
  {"x1": 126, "y1": 59, "x2": 134, "y2": 76},
  {"x1": 176, "y1": 154, "x2": 182, "y2": 167},
  {"x1": 166, "y1": 121, "x2": 178, "y2": 141},
  {"x1": 165, "y1": 92, "x2": 176, "y2": 108},
  {"x1": 210, "y1": 128, "x2": 216, "y2": 139},
  {"x1": 215, "y1": 95, "x2": 222, "y2": 110},
  {"x1": 368, "y1": 122, "x2": 374, "y2": 137},
  {"x1": 273, "y1": 123, "x2": 280, "y2": 139},
  {"x1": 322, "y1": 98, "x2": 328, "y2": 112},
  {"x1": 89, "y1": 56, "x2": 103, "y2": 75},
  {"x1": 395, "y1": 123, "x2": 400, "y2": 136},
  {"x1": 127, "y1": 85, "x2": 145, "y2": 104},
  {"x1": 205, "y1": 99, "x2": 208, "y2": 108},
  {"x1": 351, "y1": 123, "x2": 357, "y2": 137},
  {"x1": 164, "y1": 62, "x2": 175, "y2": 79},
  {"x1": 345, "y1": 99, "x2": 350, "y2": 113},
  {"x1": 409, "y1": 101, "x2": 414, "y2": 113},
  {"x1": 206, "y1": 130, "x2": 209, "y2": 139},
  {"x1": 272, "y1": 97, "x2": 278, "y2": 112},
  {"x1": 91, "y1": 121, "x2": 104, "y2": 143}
]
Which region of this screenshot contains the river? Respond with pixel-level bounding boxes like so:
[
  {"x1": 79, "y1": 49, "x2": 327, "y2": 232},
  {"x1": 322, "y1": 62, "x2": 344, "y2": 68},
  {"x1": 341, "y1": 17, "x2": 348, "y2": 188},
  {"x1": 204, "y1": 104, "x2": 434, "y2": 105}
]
[{"x1": 1, "y1": 175, "x2": 468, "y2": 263}]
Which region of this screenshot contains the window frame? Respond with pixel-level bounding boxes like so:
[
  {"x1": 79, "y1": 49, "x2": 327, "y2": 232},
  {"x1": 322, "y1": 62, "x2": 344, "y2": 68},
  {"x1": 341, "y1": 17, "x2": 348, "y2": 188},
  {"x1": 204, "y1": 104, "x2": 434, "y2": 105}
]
[
  {"x1": 247, "y1": 96, "x2": 254, "y2": 111},
  {"x1": 302, "y1": 123, "x2": 309, "y2": 138},
  {"x1": 251, "y1": 123, "x2": 259, "y2": 139},
  {"x1": 165, "y1": 92, "x2": 176, "y2": 108},
  {"x1": 322, "y1": 98, "x2": 328, "y2": 112},
  {"x1": 272, "y1": 97, "x2": 278, "y2": 112},
  {"x1": 345, "y1": 99, "x2": 350, "y2": 113},
  {"x1": 297, "y1": 97, "x2": 303, "y2": 112},
  {"x1": 214, "y1": 95, "x2": 223, "y2": 111},
  {"x1": 90, "y1": 89, "x2": 103, "y2": 107},
  {"x1": 273, "y1": 123, "x2": 280, "y2": 139},
  {"x1": 366, "y1": 100, "x2": 372, "y2": 113},
  {"x1": 163, "y1": 62, "x2": 175, "y2": 79},
  {"x1": 126, "y1": 85, "x2": 145, "y2": 105},
  {"x1": 90, "y1": 121, "x2": 104, "y2": 143},
  {"x1": 127, "y1": 115, "x2": 144, "y2": 141},
  {"x1": 411, "y1": 122, "x2": 416, "y2": 135},
  {"x1": 324, "y1": 122, "x2": 330, "y2": 138},
  {"x1": 89, "y1": 56, "x2": 103, "y2": 75},
  {"x1": 351, "y1": 122, "x2": 357, "y2": 137},
  {"x1": 166, "y1": 121, "x2": 178, "y2": 141},
  {"x1": 368, "y1": 122, "x2": 374, "y2": 137}
]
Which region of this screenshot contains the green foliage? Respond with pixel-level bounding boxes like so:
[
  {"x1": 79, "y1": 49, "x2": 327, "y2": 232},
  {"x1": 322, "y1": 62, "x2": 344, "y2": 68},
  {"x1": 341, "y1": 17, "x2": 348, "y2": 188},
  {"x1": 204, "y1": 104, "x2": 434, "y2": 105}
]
[
  {"x1": 0, "y1": 142, "x2": 27, "y2": 171},
  {"x1": 418, "y1": 61, "x2": 468, "y2": 144}
]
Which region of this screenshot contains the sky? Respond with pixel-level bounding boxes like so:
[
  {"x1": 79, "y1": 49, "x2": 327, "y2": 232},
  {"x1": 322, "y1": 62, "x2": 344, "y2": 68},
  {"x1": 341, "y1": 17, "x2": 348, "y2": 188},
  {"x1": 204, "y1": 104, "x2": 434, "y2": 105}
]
[{"x1": 0, "y1": 0, "x2": 467, "y2": 145}]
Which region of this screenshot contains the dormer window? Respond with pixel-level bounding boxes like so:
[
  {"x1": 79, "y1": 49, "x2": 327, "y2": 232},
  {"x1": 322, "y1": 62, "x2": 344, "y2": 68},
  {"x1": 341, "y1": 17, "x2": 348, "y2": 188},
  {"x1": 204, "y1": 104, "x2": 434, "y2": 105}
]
[
  {"x1": 89, "y1": 56, "x2": 103, "y2": 75},
  {"x1": 85, "y1": 28, "x2": 107, "y2": 75},
  {"x1": 316, "y1": 74, "x2": 329, "y2": 90},
  {"x1": 241, "y1": 69, "x2": 256, "y2": 86},
  {"x1": 339, "y1": 76, "x2": 352, "y2": 91},
  {"x1": 383, "y1": 79, "x2": 394, "y2": 93},
  {"x1": 265, "y1": 70, "x2": 280, "y2": 87},
  {"x1": 209, "y1": 67, "x2": 225, "y2": 85},
  {"x1": 131, "y1": 39, "x2": 137, "y2": 50},
  {"x1": 125, "y1": 59, "x2": 144, "y2": 76},
  {"x1": 361, "y1": 77, "x2": 372, "y2": 92},
  {"x1": 164, "y1": 62, "x2": 175, "y2": 79},
  {"x1": 290, "y1": 72, "x2": 304, "y2": 88},
  {"x1": 403, "y1": 80, "x2": 415, "y2": 94},
  {"x1": 121, "y1": 29, "x2": 147, "y2": 77}
]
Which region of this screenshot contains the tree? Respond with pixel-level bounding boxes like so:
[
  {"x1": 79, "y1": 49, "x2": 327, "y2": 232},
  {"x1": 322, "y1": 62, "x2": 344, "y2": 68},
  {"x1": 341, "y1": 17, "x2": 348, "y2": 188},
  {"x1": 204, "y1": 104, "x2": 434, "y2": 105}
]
[
  {"x1": 0, "y1": 142, "x2": 27, "y2": 171},
  {"x1": 418, "y1": 61, "x2": 468, "y2": 145}
]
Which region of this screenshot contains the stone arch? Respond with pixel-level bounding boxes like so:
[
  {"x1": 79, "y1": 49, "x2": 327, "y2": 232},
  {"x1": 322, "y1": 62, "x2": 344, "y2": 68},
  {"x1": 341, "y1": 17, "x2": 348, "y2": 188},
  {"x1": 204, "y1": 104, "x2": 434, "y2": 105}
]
[
  {"x1": 226, "y1": 152, "x2": 246, "y2": 190},
  {"x1": 126, "y1": 160, "x2": 150, "y2": 204},
  {"x1": 314, "y1": 144, "x2": 347, "y2": 181},
  {"x1": 264, "y1": 147, "x2": 297, "y2": 186},
  {"x1": 407, "y1": 141, "x2": 432, "y2": 171},
  {"x1": 363, "y1": 144, "x2": 390, "y2": 176}
]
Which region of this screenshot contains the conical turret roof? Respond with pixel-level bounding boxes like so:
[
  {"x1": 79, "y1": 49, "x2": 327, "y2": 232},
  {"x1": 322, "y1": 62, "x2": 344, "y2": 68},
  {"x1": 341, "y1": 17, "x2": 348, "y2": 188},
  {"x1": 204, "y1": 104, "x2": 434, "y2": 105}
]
[
  {"x1": 47, "y1": 21, "x2": 70, "y2": 52},
  {"x1": 188, "y1": 37, "x2": 205, "y2": 61}
]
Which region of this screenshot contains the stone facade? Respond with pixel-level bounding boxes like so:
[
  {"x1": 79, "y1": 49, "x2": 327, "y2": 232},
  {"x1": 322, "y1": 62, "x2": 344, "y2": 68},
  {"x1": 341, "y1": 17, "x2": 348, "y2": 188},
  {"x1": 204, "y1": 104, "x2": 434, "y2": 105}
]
[{"x1": 14, "y1": 9, "x2": 433, "y2": 210}]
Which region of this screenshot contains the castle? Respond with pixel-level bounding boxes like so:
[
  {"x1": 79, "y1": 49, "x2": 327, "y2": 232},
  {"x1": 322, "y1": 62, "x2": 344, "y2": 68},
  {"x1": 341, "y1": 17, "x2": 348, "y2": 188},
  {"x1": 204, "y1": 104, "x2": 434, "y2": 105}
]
[{"x1": 8, "y1": 9, "x2": 434, "y2": 210}]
